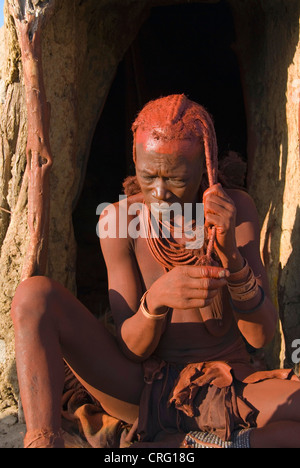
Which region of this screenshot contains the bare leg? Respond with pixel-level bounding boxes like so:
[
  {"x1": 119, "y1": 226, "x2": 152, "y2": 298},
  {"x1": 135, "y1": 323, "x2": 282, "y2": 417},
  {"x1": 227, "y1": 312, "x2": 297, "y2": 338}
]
[
  {"x1": 11, "y1": 276, "x2": 144, "y2": 446},
  {"x1": 250, "y1": 421, "x2": 300, "y2": 448},
  {"x1": 240, "y1": 379, "x2": 300, "y2": 448}
]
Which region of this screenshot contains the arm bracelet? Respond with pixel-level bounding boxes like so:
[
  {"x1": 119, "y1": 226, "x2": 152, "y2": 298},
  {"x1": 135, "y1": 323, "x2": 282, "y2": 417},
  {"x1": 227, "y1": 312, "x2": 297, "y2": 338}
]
[
  {"x1": 140, "y1": 291, "x2": 169, "y2": 320},
  {"x1": 229, "y1": 286, "x2": 265, "y2": 314}
]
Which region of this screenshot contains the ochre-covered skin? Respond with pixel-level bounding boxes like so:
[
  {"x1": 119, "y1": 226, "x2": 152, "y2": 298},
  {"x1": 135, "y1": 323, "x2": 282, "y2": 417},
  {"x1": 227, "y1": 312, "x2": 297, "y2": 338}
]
[{"x1": 11, "y1": 95, "x2": 300, "y2": 448}]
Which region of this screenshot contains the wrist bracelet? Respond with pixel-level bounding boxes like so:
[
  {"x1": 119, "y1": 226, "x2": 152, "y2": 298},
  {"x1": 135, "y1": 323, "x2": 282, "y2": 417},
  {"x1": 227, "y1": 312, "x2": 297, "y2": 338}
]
[
  {"x1": 227, "y1": 258, "x2": 260, "y2": 302},
  {"x1": 140, "y1": 291, "x2": 169, "y2": 320},
  {"x1": 227, "y1": 258, "x2": 249, "y2": 283},
  {"x1": 227, "y1": 279, "x2": 259, "y2": 302},
  {"x1": 229, "y1": 286, "x2": 265, "y2": 314}
]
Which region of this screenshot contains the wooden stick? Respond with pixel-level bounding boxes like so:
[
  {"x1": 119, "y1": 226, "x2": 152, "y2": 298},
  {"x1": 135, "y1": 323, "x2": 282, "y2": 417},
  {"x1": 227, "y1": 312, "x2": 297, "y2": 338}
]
[
  {"x1": 0, "y1": 206, "x2": 12, "y2": 214},
  {"x1": 9, "y1": 0, "x2": 55, "y2": 280}
]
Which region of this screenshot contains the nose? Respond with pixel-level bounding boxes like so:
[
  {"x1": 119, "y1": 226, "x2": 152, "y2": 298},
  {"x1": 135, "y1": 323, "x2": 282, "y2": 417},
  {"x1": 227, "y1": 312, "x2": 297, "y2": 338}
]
[{"x1": 152, "y1": 180, "x2": 172, "y2": 202}]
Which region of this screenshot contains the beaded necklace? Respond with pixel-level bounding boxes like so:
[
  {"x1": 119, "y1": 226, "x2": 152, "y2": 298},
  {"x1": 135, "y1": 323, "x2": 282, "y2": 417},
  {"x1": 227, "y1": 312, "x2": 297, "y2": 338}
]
[
  {"x1": 141, "y1": 147, "x2": 223, "y2": 323},
  {"x1": 131, "y1": 95, "x2": 223, "y2": 324}
]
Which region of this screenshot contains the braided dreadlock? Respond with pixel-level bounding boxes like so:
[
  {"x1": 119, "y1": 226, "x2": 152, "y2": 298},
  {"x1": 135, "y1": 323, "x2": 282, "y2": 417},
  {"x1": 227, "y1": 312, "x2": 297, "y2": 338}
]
[
  {"x1": 123, "y1": 95, "x2": 226, "y2": 326},
  {"x1": 123, "y1": 95, "x2": 246, "y2": 328},
  {"x1": 131, "y1": 94, "x2": 219, "y2": 190},
  {"x1": 128, "y1": 94, "x2": 219, "y2": 264}
]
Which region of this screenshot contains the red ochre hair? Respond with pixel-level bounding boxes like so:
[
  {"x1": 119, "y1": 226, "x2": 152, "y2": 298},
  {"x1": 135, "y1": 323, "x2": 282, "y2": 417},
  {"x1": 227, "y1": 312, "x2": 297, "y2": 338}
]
[
  {"x1": 126, "y1": 94, "x2": 219, "y2": 265},
  {"x1": 123, "y1": 95, "x2": 246, "y2": 324},
  {"x1": 131, "y1": 94, "x2": 218, "y2": 187}
]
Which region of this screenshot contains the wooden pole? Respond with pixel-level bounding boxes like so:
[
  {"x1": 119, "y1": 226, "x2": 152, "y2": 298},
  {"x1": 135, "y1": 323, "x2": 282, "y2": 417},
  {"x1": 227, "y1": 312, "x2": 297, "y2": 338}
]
[{"x1": 9, "y1": 0, "x2": 55, "y2": 280}]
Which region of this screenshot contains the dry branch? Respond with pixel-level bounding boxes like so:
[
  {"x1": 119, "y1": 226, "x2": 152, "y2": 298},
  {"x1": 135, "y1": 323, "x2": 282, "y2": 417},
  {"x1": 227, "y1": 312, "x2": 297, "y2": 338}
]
[{"x1": 9, "y1": 0, "x2": 55, "y2": 280}]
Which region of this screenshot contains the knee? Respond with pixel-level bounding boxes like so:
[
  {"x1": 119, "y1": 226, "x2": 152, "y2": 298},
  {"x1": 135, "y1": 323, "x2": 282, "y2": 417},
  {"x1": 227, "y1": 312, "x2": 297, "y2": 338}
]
[{"x1": 11, "y1": 276, "x2": 60, "y2": 325}]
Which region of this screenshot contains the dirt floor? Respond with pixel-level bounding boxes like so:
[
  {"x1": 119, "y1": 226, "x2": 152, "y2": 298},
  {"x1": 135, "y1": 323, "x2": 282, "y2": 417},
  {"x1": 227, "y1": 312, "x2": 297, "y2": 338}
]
[
  {"x1": 0, "y1": 408, "x2": 25, "y2": 448},
  {"x1": 0, "y1": 408, "x2": 91, "y2": 448}
]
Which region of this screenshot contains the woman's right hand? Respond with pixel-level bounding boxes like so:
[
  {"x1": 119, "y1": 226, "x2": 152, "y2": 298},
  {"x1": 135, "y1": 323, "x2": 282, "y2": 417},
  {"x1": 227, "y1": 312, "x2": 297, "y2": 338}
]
[{"x1": 146, "y1": 265, "x2": 230, "y2": 315}]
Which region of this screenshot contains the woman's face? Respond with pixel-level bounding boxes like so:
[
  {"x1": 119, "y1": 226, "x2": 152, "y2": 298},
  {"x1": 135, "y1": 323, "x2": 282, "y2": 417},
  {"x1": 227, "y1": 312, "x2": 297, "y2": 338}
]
[{"x1": 135, "y1": 129, "x2": 204, "y2": 213}]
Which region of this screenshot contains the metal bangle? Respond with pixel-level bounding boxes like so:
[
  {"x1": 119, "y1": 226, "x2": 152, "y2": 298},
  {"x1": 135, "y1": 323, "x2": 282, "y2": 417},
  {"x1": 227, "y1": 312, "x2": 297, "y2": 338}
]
[
  {"x1": 229, "y1": 286, "x2": 265, "y2": 314},
  {"x1": 140, "y1": 291, "x2": 169, "y2": 320}
]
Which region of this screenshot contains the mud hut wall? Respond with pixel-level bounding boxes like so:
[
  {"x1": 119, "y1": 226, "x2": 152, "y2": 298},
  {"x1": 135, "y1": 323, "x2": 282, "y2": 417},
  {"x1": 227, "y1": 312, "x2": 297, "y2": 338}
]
[
  {"x1": 0, "y1": 2, "x2": 30, "y2": 406},
  {"x1": 228, "y1": 0, "x2": 300, "y2": 369}
]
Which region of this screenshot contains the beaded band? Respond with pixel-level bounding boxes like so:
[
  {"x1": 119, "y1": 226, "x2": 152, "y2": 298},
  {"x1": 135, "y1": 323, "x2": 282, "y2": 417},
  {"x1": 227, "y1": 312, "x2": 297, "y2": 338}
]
[
  {"x1": 230, "y1": 286, "x2": 265, "y2": 314},
  {"x1": 228, "y1": 280, "x2": 259, "y2": 302},
  {"x1": 183, "y1": 428, "x2": 253, "y2": 448},
  {"x1": 227, "y1": 258, "x2": 259, "y2": 302},
  {"x1": 140, "y1": 291, "x2": 169, "y2": 320},
  {"x1": 227, "y1": 258, "x2": 249, "y2": 283}
]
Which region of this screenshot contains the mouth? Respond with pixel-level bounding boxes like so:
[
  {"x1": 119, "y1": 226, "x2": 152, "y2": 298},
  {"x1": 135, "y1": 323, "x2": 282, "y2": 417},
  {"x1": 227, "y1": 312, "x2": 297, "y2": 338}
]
[
  {"x1": 148, "y1": 201, "x2": 179, "y2": 220},
  {"x1": 149, "y1": 201, "x2": 170, "y2": 211}
]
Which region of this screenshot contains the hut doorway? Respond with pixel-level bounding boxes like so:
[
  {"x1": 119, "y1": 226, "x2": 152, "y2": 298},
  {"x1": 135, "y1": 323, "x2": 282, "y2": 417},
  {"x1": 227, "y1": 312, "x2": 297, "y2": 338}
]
[{"x1": 72, "y1": 1, "x2": 247, "y2": 317}]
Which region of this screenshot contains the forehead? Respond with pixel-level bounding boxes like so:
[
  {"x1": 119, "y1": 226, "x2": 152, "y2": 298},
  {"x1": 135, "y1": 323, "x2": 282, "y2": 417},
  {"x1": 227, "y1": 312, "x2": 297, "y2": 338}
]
[{"x1": 135, "y1": 129, "x2": 203, "y2": 167}]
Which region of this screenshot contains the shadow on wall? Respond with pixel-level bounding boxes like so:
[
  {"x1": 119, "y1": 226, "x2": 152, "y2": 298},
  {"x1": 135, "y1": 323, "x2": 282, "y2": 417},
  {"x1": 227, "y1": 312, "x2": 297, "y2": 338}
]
[
  {"x1": 278, "y1": 206, "x2": 300, "y2": 370},
  {"x1": 242, "y1": 1, "x2": 300, "y2": 369}
]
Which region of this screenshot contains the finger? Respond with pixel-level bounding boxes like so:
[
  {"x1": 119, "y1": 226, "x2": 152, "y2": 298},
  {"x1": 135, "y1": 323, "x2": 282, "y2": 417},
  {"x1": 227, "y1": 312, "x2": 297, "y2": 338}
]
[
  {"x1": 204, "y1": 192, "x2": 231, "y2": 208},
  {"x1": 186, "y1": 265, "x2": 230, "y2": 279},
  {"x1": 204, "y1": 212, "x2": 221, "y2": 227},
  {"x1": 203, "y1": 186, "x2": 235, "y2": 211},
  {"x1": 203, "y1": 183, "x2": 227, "y2": 200},
  {"x1": 182, "y1": 296, "x2": 216, "y2": 309},
  {"x1": 198, "y1": 277, "x2": 227, "y2": 290},
  {"x1": 187, "y1": 287, "x2": 219, "y2": 302},
  {"x1": 185, "y1": 277, "x2": 227, "y2": 290},
  {"x1": 204, "y1": 197, "x2": 235, "y2": 214}
]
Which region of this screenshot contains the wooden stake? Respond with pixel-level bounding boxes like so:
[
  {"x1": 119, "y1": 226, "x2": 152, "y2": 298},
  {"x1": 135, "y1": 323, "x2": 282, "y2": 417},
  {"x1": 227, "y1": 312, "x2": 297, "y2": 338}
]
[{"x1": 9, "y1": 0, "x2": 55, "y2": 280}]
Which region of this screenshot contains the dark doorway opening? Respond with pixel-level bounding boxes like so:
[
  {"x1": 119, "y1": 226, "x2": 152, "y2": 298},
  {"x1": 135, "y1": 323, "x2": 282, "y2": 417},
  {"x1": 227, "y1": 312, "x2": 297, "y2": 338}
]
[{"x1": 73, "y1": 1, "x2": 247, "y2": 317}]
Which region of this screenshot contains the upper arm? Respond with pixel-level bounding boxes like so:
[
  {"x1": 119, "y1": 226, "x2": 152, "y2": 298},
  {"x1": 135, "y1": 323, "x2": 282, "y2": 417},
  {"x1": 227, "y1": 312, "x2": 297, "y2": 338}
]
[
  {"x1": 98, "y1": 203, "x2": 143, "y2": 330},
  {"x1": 229, "y1": 189, "x2": 271, "y2": 297}
]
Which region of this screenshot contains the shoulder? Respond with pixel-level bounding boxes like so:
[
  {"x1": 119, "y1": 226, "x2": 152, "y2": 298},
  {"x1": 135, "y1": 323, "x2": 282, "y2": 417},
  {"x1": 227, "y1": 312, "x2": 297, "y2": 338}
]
[
  {"x1": 97, "y1": 193, "x2": 145, "y2": 260},
  {"x1": 225, "y1": 188, "x2": 259, "y2": 223},
  {"x1": 225, "y1": 188, "x2": 255, "y2": 207},
  {"x1": 225, "y1": 189, "x2": 261, "y2": 252},
  {"x1": 97, "y1": 193, "x2": 144, "y2": 235}
]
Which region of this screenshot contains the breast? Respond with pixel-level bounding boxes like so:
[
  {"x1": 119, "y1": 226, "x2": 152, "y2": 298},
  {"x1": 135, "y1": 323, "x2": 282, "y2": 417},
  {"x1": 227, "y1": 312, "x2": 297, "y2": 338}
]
[
  {"x1": 133, "y1": 235, "x2": 167, "y2": 288},
  {"x1": 134, "y1": 236, "x2": 240, "y2": 363}
]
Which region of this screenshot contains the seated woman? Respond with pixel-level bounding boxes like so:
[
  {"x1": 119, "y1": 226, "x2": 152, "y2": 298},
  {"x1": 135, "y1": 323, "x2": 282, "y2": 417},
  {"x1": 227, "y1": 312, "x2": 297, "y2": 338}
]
[{"x1": 11, "y1": 94, "x2": 300, "y2": 448}]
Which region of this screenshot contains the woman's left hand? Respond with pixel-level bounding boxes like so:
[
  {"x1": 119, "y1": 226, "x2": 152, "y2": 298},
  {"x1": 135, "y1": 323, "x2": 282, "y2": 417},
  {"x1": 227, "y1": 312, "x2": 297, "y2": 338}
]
[{"x1": 203, "y1": 183, "x2": 242, "y2": 269}]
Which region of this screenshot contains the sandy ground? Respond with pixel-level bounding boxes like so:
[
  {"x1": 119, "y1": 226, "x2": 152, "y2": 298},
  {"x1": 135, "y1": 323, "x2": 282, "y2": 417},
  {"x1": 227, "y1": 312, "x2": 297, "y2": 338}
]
[
  {"x1": 0, "y1": 408, "x2": 25, "y2": 448},
  {"x1": 0, "y1": 407, "x2": 92, "y2": 449}
]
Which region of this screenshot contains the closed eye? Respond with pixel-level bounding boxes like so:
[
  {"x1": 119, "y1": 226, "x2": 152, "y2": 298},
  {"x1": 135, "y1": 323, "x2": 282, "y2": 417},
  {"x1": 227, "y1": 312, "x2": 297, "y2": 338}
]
[
  {"x1": 141, "y1": 174, "x2": 156, "y2": 182},
  {"x1": 140, "y1": 173, "x2": 186, "y2": 186},
  {"x1": 169, "y1": 178, "x2": 186, "y2": 186}
]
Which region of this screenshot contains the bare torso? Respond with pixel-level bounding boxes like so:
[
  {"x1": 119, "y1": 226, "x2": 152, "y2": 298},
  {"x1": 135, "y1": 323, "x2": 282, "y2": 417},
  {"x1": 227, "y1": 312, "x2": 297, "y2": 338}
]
[
  {"x1": 107, "y1": 189, "x2": 255, "y2": 365},
  {"x1": 133, "y1": 227, "x2": 242, "y2": 363}
]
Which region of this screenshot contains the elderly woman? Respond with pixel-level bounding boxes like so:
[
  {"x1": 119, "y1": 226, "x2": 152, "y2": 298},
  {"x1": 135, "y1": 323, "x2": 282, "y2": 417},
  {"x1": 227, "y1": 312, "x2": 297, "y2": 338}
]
[{"x1": 11, "y1": 94, "x2": 300, "y2": 448}]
